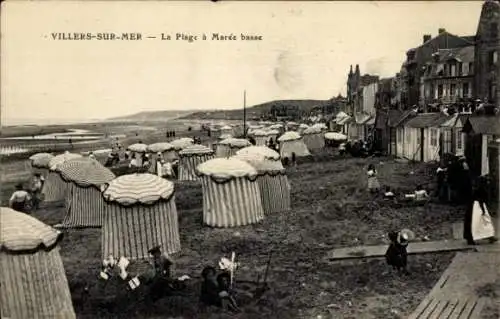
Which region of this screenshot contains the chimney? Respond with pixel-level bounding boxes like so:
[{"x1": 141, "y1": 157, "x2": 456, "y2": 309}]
[
  {"x1": 355, "y1": 64, "x2": 360, "y2": 75},
  {"x1": 349, "y1": 65, "x2": 353, "y2": 75},
  {"x1": 438, "y1": 28, "x2": 446, "y2": 34},
  {"x1": 423, "y1": 34, "x2": 431, "y2": 43}
]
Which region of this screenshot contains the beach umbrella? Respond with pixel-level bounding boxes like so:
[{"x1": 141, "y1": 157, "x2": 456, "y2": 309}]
[
  {"x1": 218, "y1": 133, "x2": 233, "y2": 140},
  {"x1": 215, "y1": 138, "x2": 252, "y2": 158},
  {"x1": 42, "y1": 152, "x2": 82, "y2": 202},
  {"x1": 311, "y1": 123, "x2": 328, "y2": 131},
  {"x1": 147, "y1": 142, "x2": 175, "y2": 153},
  {"x1": 196, "y1": 158, "x2": 264, "y2": 227},
  {"x1": 234, "y1": 146, "x2": 291, "y2": 214},
  {"x1": 277, "y1": 131, "x2": 311, "y2": 158},
  {"x1": 170, "y1": 138, "x2": 194, "y2": 151},
  {"x1": 178, "y1": 144, "x2": 215, "y2": 181},
  {"x1": 83, "y1": 149, "x2": 113, "y2": 165},
  {"x1": 0, "y1": 207, "x2": 76, "y2": 319},
  {"x1": 29, "y1": 153, "x2": 54, "y2": 177},
  {"x1": 58, "y1": 158, "x2": 116, "y2": 228},
  {"x1": 127, "y1": 143, "x2": 148, "y2": 153},
  {"x1": 303, "y1": 126, "x2": 325, "y2": 150},
  {"x1": 101, "y1": 173, "x2": 181, "y2": 259},
  {"x1": 324, "y1": 132, "x2": 348, "y2": 141}
]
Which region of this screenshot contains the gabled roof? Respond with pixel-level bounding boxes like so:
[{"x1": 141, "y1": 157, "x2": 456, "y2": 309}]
[
  {"x1": 462, "y1": 115, "x2": 500, "y2": 135},
  {"x1": 405, "y1": 112, "x2": 450, "y2": 128},
  {"x1": 389, "y1": 109, "x2": 416, "y2": 127}
]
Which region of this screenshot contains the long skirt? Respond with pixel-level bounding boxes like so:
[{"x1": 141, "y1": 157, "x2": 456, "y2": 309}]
[
  {"x1": 367, "y1": 176, "x2": 380, "y2": 190},
  {"x1": 471, "y1": 201, "x2": 495, "y2": 241}
]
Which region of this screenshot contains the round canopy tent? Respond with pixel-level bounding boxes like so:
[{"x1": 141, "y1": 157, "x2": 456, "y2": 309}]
[
  {"x1": 58, "y1": 158, "x2": 116, "y2": 228},
  {"x1": 234, "y1": 146, "x2": 291, "y2": 214},
  {"x1": 0, "y1": 207, "x2": 76, "y2": 319},
  {"x1": 147, "y1": 142, "x2": 176, "y2": 174},
  {"x1": 252, "y1": 130, "x2": 271, "y2": 146},
  {"x1": 311, "y1": 123, "x2": 328, "y2": 131},
  {"x1": 101, "y1": 173, "x2": 181, "y2": 259},
  {"x1": 220, "y1": 125, "x2": 234, "y2": 136},
  {"x1": 298, "y1": 123, "x2": 310, "y2": 135},
  {"x1": 286, "y1": 121, "x2": 299, "y2": 130},
  {"x1": 218, "y1": 133, "x2": 233, "y2": 141},
  {"x1": 29, "y1": 152, "x2": 54, "y2": 177},
  {"x1": 215, "y1": 138, "x2": 252, "y2": 158},
  {"x1": 42, "y1": 152, "x2": 82, "y2": 203},
  {"x1": 178, "y1": 144, "x2": 215, "y2": 181},
  {"x1": 302, "y1": 126, "x2": 326, "y2": 151},
  {"x1": 170, "y1": 138, "x2": 194, "y2": 151},
  {"x1": 196, "y1": 158, "x2": 264, "y2": 227},
  {"x1": 127, "y1": 143, "x2": 148, "y2": 166},
  {"x1": 277, "y1": 131, "x2": 311, "y2": 158}
]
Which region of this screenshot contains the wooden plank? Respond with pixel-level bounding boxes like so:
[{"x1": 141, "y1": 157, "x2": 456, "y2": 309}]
[
  {"x1": 459, "y1": 298, "x2": 478, "y2": 319},
  {"x1": 439, "y1": 299, "x2": 459, "y2": 318},
  {"x1": 408, "y1": 297, "x2": 433, "y2": 319},
  {"x1": 448, "y1": 299, "x2": 468, "y2": 319},
  {"x1": 468, "y1": 298, "x2": 487, "y2": 319},
  {"x1": 324, "y1": 240, "x2": 475, "y2": 261},
  {"x1": 428, "y1": 299, "x2": 449, "y2": 319},
  {"x1": 417, "y1": 298, "x2": 440, "y2": 319}
]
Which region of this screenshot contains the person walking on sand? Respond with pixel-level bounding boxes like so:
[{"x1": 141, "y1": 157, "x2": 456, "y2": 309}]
[
  {"x1": 464, "y1": 176, "x2": 498, "y2": 245},
  {"x1": 367, "y1": 164, "x2": 380, "y2": 193}
]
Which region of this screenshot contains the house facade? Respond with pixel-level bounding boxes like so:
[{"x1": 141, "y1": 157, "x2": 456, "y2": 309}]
[
  {"x1": 421, "y1": 46, "x2": 475, "y2": 107},
  {"x1": 474, "y1": 0, "x2": 500, "y2": 106},
  {"x1": 404, "y1": 28, "x2": 476, "y2": 108}
]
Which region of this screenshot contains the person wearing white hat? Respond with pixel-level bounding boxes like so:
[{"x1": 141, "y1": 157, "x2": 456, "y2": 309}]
[{"x1": 385, "y1": 230, "x2": 410, "y2": 275}]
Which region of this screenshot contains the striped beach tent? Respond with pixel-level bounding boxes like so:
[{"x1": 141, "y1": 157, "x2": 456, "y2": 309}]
[
  {"x1": 253, "y1": 130, "x2": 270, "y2": 146},
  {"x1": 127, "y1": 143, "x2": 148, "y2": 167},
  {"x1": 311, "y1": 123, "x2": 328, "y2": 131},
  {"x1": 0, "y1": 207, "x2": 75, "y2": 319},
  {"x1": 286, "y1": 121, "x2": 299, "y2": 131},
  {"x1": 82, "y1": 149, "x2": 112, "y2": 165},
  {"x1": 215, "y1": 138, "x2": 252, "y2": 158},
  {"x1": 101, "y1": 173, "x2": 181, "y2": 259},
  {"x1": 234, "y1": 146, "x2": 291, "y2": 214},
  {"x1": 178, "y1": 144, "x2": 215, "y2": 181},
  {"x1": 58, "y1": 158, "x2": 116, "y2": 228},
  {"x1": 42, "y1": 152, "x2": 82, "y2": 203},
  {"x1": 29, "y1": 152, "x2": 54, "y2": 177},
  {"x1": 218, "y1": 133, "x2": 233, "y2": 141},
  {"x1": 303, "y1": 126, "x2": 326, "y2": 151},
  {"x1": 277, "y1": 131, "x2": 311, "y2": 158},
  {"x1": 196, "y1": 158, "x2": 264, "y2": 227}
]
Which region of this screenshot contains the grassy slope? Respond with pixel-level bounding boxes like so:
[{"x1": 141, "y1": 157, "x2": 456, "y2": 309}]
[
  {"x1": 1, "y1": 150, "x2": 462, "y2": 318},
  {"x1": 179, "y1": 99, "x2": 331, "y2": 120}
]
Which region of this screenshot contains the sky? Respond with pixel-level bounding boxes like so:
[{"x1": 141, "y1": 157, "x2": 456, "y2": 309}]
[{"x1": 1, "y1": 1, "x2": 484, "y2": 125}]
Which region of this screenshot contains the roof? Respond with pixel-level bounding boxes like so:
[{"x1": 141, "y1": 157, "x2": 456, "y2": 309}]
[
  {"x1": 463, "y1": 116, "x2": 500, "y2": 135},
  {"x1": 460, "y1": 35, "x2": 476, "y2": 43},
  {"x1": 354, "y1": 113, "x2": 371, "y2": 125},
  {"x1": 405, "y1": 112, "x2": 450, "y2": 128},
  {"x1": 365, "y1": 117, "x2": 375, "y2": 125},
  {"x1": 387, "y1": 110, "x2": 405, "y2": 127},
  {"x1": 337, "y1": 115, "x2": 353, "y2": 125},
  {"x1": 389, "y1": 109, "x2": 416, "y2": 127}
]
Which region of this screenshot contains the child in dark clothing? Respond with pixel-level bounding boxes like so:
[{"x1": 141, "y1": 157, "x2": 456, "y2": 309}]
[
  {"x1": 200, "y1": 266, "x2": 220, "y2": 307},
  {"x1": 217, "y1": 272, "x2": 240, "y2": 312},
  {"x1": 385, "y1": 230, "x2": 410, "y2": 275}
]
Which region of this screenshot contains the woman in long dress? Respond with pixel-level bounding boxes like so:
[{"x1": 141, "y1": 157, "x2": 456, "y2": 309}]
[
  {"x1": 464, "y1": 176, "x2": 497, "y2": 245},
  {"x1": 367, "y1": 164, "x2": 380, "y2": 193}
]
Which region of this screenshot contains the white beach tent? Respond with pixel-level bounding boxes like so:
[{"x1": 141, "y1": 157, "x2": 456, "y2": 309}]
[
  {"x1": 170, "y1": 138, "x2": 194, "y2": 152},
  {"x1": 277, "y1": 131, "x2": 311, "y2": 158},
  {"x1": 0, "y1": 208, "x2": 76, "y2": 319},
  {"x1": 127, "y1": 143, "x2": 148, "y2": 167},
  {"x1": 324, "y1": 132, "x2": 348, "y2": 141},
  {"x1": 253, "y1": 129, "x2": 271, "y2": 146},
  {"x1": 220, "y1": 125, "x2": 234, "y2": 136},
  {"x1": 101, "y1": 173, "x2": 181, "y2": 259},
  {"x1": 234, "y1": 146, "x2": 291, "y2": 214},
  {"x1": 298, "y1": 123, "x2": 310, "y2": 135},
  {"x1": 42, "y1": 152, "x2": 82, "y2": 203},
  {"x1": 215, "y1": 138, "x2": 252, "y2": 158},
  {"x1": 302, "y1": 126, "x2": 326, "y2": 150},
  {"x1": 196, "y1": 158, "x2": 264, "y2": 227},
  {"x1": 178, "y1": 144, "x2": 215, "y2": 181},
  {"x1": 29, "y1": 152, "x2": 54, "y2": 178},
  {"x1": 147, "y1": 142, "x2": 176, "y2": 174},
  {"x1": 58, "y1": 158, "x2": 116, "y2": 228}
]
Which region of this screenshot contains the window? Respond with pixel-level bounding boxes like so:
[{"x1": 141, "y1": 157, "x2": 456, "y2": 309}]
[
  {"x1": 444, "y1": 64, "x2": 449, "y2": 76},
  {"x1": 430, "y1": 128, "x2": 438, "y2": 146},
  {"x1": 456, "y1": 130, "x2": 463, "y2": 150},
  {"x1": 463, "y1": 82, "x2": 469, "y2": 97},
  {"x1": 458, "y1": 62, "x2": 463, "y2": 75},
  {"x1": 490, "y1": 80, "x2": 496, "y2": 100},
  {"x1": 469, "y1": 62, "x2": 474, "y2": 74},
  {"x1": 450, "y1": 83, "x2": 456, "y2": 97},
  {"x1": 438, "y1": 84, "x2": 444, "y2": 98},
  {"x1": 491, "y1": 22, "x2": 498, "y2": 39},
  {"x1": 450, "y1": 64, "x2": 456, "y2": 77}
]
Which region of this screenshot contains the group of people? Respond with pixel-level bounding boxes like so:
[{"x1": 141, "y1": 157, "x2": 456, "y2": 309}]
[
  {"x1": 9, "y1": 173, "x2": 45, "y2": 214},
  {"x1": 435, "y1": 155, "x2": 474, "y2": 204}
]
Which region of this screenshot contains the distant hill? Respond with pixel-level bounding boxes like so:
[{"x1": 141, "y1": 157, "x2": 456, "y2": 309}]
[
  {"x1": 106, "y1": 110, "x2": 201, "y2": 121},
  {"x1": 179, "y1": 99, "x2": 333, "y2": 121}
]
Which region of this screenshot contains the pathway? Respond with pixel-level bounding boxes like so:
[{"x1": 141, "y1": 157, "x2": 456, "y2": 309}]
[{"x1": 408, "y1": 216, "x2": 500, "y2": 319}]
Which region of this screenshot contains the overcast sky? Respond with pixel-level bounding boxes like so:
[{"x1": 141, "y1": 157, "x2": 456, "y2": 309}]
[{"x1": 1, "y1": 1, "x2": 483, "y2": 125}]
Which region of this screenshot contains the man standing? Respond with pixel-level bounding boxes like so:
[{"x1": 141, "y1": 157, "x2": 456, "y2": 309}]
[{"x1": 9, "y1": 183, "x2": 31, "y2": 213}]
